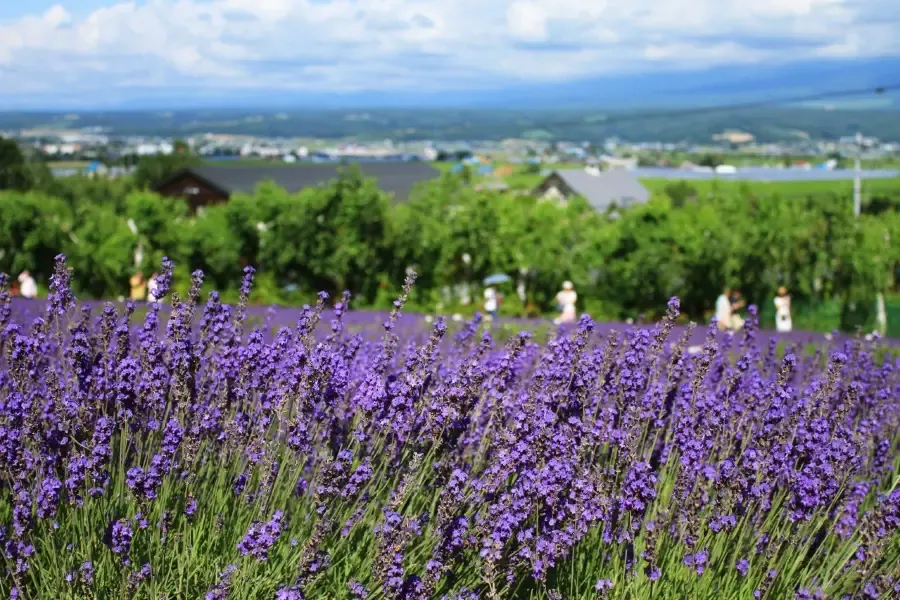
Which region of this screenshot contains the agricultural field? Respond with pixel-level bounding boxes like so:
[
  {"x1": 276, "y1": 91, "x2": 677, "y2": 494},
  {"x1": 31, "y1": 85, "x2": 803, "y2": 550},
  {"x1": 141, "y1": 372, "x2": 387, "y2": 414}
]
[
  {"x1": 0, "y1": 258, "x2": 898, "y2": 599},
  {"x1": 194, "y1": 158, "x2": 900, "y2": 203},
  {"x1": 47, "y1": 160, "x2": 94, "y2": 169},
  {"x1": 493, "y1": 165, "x2": 900, "y2": 198},
  {"x1": 638, "y1": 176, "x2": 900, "y2": 198}
]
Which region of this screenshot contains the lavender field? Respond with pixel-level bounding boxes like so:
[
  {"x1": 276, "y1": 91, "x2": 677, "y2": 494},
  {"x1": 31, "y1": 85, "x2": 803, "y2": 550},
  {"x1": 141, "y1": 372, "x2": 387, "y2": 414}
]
[{"x1": 0, "y1": 256, "x2": 898, "y2": 600}]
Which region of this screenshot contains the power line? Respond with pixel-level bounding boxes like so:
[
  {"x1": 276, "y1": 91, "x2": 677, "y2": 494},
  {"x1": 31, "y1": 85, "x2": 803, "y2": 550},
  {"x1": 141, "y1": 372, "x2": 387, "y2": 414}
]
[{"x1": 538, "y1": 83, "x2": 900, "y2": 128}]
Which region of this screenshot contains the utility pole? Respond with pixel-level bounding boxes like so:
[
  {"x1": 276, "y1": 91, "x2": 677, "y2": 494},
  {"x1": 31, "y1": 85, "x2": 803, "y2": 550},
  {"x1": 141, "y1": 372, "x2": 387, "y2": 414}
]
[{"x1": 852, "y1": 131, "x2": 888, "y2": 335}]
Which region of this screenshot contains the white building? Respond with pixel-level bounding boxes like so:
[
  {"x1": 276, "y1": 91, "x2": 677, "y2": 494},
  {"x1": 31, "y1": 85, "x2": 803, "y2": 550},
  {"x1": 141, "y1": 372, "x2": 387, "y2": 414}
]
[{"x1": 136, "y1": 143, "x2": 173, "y2": 156}]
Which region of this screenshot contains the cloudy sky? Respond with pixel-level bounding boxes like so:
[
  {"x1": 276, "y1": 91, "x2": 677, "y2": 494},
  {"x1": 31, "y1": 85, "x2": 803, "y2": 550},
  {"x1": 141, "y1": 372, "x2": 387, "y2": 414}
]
[{"x1": 0, "y1": 0, "x2": 898, "y2": 107}]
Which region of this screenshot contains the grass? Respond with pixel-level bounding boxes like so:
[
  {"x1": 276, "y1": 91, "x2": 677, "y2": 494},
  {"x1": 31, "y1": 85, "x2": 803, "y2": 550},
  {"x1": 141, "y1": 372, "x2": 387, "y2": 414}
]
[
  {"x1": 495, "y1": 166, "x2": 900, "y2": 197},
  {"x1": 48, "y1": 160, "x2": 93, "y2": 169},
  {"x1": 638, "y1": 177, "x2": 900, "y2": 198}
]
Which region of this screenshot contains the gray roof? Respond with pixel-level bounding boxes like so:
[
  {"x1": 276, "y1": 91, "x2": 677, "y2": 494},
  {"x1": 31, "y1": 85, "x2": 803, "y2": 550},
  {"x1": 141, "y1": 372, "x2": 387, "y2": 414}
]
[
  {"x1": 549, "y1": 168, "x2": 650, "y2": 212},
  {"x1": 169, "y1": 162, "x2": 440, "y2": 202}
]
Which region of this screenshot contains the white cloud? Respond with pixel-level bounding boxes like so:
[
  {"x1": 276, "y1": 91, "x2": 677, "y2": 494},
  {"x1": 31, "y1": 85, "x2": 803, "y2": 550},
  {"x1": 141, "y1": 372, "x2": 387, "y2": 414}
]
[
  {"x1": 0, "y1": 0, "x2": 897, "y2": 104},
  {"x1": 507, "y1": 2, "x2": 548, "y2": 41}
]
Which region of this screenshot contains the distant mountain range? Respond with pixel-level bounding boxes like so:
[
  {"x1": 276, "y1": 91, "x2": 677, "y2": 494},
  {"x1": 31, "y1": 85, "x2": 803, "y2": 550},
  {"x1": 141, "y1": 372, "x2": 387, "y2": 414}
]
[
  {"x1": 1, "y1": 57, "x2": 897, "y2": 111},
  {"x1": 1, "y1": 58, "x2": 898, "y2": 143},
  {"x1": 478, "y1": 57, "x2": 900, "y2": 110},
  {"x1": 2, "y1": 105, "x2": 899, "y2": 143}
]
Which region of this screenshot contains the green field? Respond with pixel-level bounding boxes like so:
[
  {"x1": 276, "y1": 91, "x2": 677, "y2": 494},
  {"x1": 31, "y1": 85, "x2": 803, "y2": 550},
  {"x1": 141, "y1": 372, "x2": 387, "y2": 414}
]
[
  {"x1": 638, "y1": 176, "x2": 900, "y2": 198},
  {"x1": 497, "y1": 167, "x2": 900, "y2": 198},
  {"x1": 48, "y1": 160, "x2": 93, "y2": 169},
  {"x1": 200, "y1": 158, "x2": 900, "y2": 200}
]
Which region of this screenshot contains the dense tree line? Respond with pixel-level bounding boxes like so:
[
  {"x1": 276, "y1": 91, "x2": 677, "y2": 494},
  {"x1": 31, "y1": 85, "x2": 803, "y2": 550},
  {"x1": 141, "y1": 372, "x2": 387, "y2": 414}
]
[{"x1": 1, "y1": 144, "x2": 898, "y2": 329}]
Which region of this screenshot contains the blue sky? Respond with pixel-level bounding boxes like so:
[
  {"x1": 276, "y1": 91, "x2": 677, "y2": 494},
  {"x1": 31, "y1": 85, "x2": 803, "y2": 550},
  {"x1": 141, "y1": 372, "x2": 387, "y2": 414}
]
[
  {"x1": 0, "y1": 0, "x2": 112, "y2": 19},
  {"x1": 0, "y1": 0, "x2": 898, "y2": 108}
]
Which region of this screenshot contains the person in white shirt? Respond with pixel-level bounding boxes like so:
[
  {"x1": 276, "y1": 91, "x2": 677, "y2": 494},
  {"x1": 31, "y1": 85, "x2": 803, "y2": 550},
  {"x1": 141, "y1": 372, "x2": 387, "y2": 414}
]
[
  {"x1": 483, "y1": 286, "x2": 499, "y2": 319},
  {"x1": 554, "y1": 281, "x2": 578, "y2": 324},
  {"x1": 18, "y1": 271, "x2": 37, "y2": 299},
  {"x1": 774, "y1": 286, "x2": 792, "y2": 332},
  {"x1": 715, "y1": 287, "x2": 732, "y2": 331}
]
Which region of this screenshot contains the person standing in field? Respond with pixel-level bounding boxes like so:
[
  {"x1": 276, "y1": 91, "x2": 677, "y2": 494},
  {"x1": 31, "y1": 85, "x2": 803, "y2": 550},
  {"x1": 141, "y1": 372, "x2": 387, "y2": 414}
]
[
  {"x1": 147, "y1": 272, "x2": 160, "y2": 303},
  {"x1": 483, "y1": 286, "x2": 500, "y2": 320},
  {"x1": 129, "y1": 271, "x2": 147, "y2": 302},
  {"x1": 17, "y1": 270, "x2": 37, "y2": 299},
  {"x1": 774, "y1": 286, "x2": 792, "y2": 332},
  {"x1": 554, "y1": 281, "x2": 578, "y2": 324},
  {"x1": 715, "y1": 287, "x2": 732, "y2": 331}
]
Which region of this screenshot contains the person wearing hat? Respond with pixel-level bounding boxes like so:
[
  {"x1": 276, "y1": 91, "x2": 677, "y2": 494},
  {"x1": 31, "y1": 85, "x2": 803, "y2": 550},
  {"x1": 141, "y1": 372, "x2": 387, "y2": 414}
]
[
  {"x1": 554, "y1": 281, "x2": 577, "y2": 324},
  {"x1": 774, "y1": 286, "x2": 792, "y2": 332},
  {"x1": 483, "y1": 285, "x2": 501, "y2": 320}
]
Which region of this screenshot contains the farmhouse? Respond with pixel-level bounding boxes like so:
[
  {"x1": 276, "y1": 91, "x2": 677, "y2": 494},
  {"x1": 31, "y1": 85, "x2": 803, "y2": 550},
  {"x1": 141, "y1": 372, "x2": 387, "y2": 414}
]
[
  {"x1": 533, "y1": 167, "x2": 650, "y2": 214},
  {"x1": 153, "y1": 162, "x2": 441, "y2": 213}
]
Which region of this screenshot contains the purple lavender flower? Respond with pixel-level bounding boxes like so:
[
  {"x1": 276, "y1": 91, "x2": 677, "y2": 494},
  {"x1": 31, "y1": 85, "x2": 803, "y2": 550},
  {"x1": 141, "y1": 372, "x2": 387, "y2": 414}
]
[
  {"x1": 683, "y1": 549, "x2": 709, "y2": 576},
  {"x1": 0, "y1": 268, "x2": 898, "y2": 598},
  {"x1": 35, "y1": 476, "x2": 63, "y2": 519},
  {"x1": 128, "y1": 563, "x2": 153, "y2": 590},
  {"x1": 47, "y1": 254, "x2": 75, "y2": 318},
  {"x1": 274, "y1": 586, "x2": 305, "y2": 600},
  {"x1": 108, "y1": 519, "x2": 133, "y2": 564},
  {"x1": 620, "y1": 461, "x2": 658, "y2": 517},
  {"x1": 80, "y1": 561, "x2": 94, "y2": 585},
  {"x1": 205, "y1": 564, "x2": 237, "y2": 600},
  {"x1": 237, "y1": 511, "x2": 284, "y2": 561},
  {"x1": 155, "y1": 257, "x2": 174, "y2": 300},
  {"x1": 348, "y1": 581, "x2": 368, "y2": 599},
  {"x1": 233, "y1": 472, "x2": 249, "y2": 496}
]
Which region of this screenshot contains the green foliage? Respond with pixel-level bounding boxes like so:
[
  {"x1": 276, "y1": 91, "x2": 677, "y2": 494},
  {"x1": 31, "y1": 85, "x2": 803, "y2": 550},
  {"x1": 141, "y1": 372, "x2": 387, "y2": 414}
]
[
  {"x1": 1, "y1": 164, "x2": 898, "y2": 334},
  {"x1": 39, "y1": 173, "x2": 135, "y2": 213},
  {"x1": 67, "y1": 204, "x2": 137, "y2": 298},
  {"x1": 179, "y1": 207, "x2": 242, "y2": 291},
  {"x1": 261, "y1": 166, "x2": 393, "y2": 302},
  {"x1": 663, "y1": 181, "x2": 698, "y2": 208},
  {"x1": 0, "y1": 137, "x2": 33, "y2": 191},
  {"x1": 125, "y1": 191, "x2": 189, "y2": 269},
  {"x1": 698, "y1": 153, "x2": 724, "y2": 168},
  {"x1": 0, "y1": 191, "x2": 73, "y2": 275},
  {"x1": 132, "y1": 152, "x2": 203, "y2": 190}
]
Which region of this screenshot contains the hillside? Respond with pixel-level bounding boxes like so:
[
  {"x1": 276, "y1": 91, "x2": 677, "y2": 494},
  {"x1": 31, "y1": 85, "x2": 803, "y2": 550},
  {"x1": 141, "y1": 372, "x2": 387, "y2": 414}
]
[{"x1": 2, "y1": 106, "x2": 899, "y2": 143}]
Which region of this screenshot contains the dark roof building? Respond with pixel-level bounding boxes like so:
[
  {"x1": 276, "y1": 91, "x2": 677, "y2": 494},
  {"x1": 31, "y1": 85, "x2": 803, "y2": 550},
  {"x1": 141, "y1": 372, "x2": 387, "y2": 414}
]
[
  {"x1": 153, "y1": 162, "x2": 441, "y2": 212},
  {"x1": 533, "y1": 168, "x2": 651, "y2": 214}
]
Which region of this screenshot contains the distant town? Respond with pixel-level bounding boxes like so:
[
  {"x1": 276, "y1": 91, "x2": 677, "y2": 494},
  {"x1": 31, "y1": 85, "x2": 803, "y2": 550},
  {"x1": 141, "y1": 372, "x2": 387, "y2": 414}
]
[{"x1": 3, "y1": 124, "x2": 899, "y2": 183}]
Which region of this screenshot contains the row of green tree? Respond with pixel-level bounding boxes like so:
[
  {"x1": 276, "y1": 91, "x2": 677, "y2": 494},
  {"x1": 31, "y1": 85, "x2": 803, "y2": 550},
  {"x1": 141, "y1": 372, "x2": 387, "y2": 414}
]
[{"x1": 1, "y1": 157, "x2": 898, "y2": 328}]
